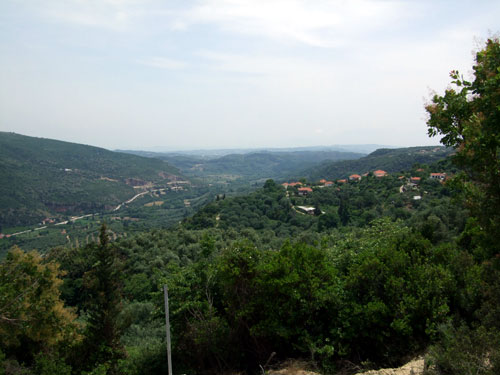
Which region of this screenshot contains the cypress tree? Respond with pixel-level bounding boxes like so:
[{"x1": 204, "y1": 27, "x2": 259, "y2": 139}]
[{"x1": 82, "y1": 224, "x2": 124, "y2": 373}]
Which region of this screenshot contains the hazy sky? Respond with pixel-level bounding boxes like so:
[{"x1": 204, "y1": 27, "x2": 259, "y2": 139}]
[{"x1": 0, "y1": 1, "x2": 498, "y2": 151}]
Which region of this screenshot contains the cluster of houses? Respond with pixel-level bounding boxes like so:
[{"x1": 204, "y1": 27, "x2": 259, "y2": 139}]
[
  {"x1": 281, "y1": 182, "x2": 314, "y2": 196},
  {"x1": 282, "y1": 170, "x2": 448, "y2": 196},
  {"x1": 401, "y1": 172, "x2": 447, "y2": 185},
  {"x1": 336, "y1": 170, "x2": 388, "y2": 184},
  {"x1": 400, "y1": 171, "x2": 447, "y2": 200}
]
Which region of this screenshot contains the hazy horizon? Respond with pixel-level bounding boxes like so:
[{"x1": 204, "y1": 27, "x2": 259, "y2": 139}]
[
  {"x1": 3, "y1": 130, "x2": 410, "y2": 154},
  {"x1": 1, "y1": 1, "x2": 498, "y2": 150},
  {"x1": 119, "y1": 143, "x2": 399, "y2": 154}
]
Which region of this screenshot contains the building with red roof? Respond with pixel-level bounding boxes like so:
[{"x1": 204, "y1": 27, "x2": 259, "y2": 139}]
[
  {"x1": 373, "y1": 170, "x2": 388, "y2": 177},
  {"x1": 430, "y1": 173, "x2": 446, "y2": 181},
  {"x1": 282, "y1": 182, "x2": 303, "y2": 188},
  {"x1": 298, "y1": 187, "x2": 313, "y2": 195}
]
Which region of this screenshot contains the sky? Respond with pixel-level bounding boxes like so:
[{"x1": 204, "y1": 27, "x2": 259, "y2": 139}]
[{"x1": 0, "y1": 1, "x2": 498, "y2": 151}]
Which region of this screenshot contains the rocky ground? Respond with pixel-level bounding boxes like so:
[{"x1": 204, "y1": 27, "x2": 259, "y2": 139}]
[
  {"x1": 267, "y1": 357, "x2": 425, "y2": 375},
  {"x1": 356, "y1": 358, "x2": 424, "y2": 375}
]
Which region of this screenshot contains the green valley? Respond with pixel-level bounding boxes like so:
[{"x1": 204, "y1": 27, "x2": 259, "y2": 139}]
[{"x1": 124, "y1": 148, "x2": 366, "y2": 183}]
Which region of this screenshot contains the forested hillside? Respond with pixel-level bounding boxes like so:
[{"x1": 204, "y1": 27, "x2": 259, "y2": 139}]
[
  {"x1": 125, "y1": 149, "x2": 365, "y2": 181},
  {"x1": 0, "y1": 132, "x2": 182, "y2": 227},
  {"x1": 185, "y1": 161, "x2": 466, "y2": 243},
  {"x1": 304, "y1": 146, "x2": 452, "y2": 181}
]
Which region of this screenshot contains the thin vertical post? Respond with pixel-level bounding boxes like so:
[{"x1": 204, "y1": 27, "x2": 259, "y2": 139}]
[{"x1": 164, "y1": 284, "x2": 173, "y2": 375}]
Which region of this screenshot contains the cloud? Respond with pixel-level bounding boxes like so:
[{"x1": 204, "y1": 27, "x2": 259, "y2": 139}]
[
  {"x1": 41, "y1": 0, "x2": 149, "y2": 31},
  {"x1": 137, "y1": 57, "x2": 187, "y2": 70},
  {"x1": 195, "y1": 49, "x2": 342, "y2": 79},
  {"x1": 196, "y1": 50, "x2": 288, "y2": 75},
  {"x1": 36, "y1": 0, "x2": 418, "y2": 48},
  {"x1": 173, "y1": 0, "x2": 415, "y2": 47},
  {"x1": 3, "y1": 0, "x2": 498, "y2": 150}
]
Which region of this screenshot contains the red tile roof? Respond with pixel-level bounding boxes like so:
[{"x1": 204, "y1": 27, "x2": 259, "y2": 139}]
[
  {"x1": 298, "y1": 187, "x2": 313, "y2": 192},
  {"x1": 373, "y1": 170, "x2": 387, "y2": 177}
]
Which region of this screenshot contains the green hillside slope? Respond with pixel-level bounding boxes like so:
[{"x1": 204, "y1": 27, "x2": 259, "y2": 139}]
[
  {"x1": 303, "y1": 146, "x2": 452, "y2": 180},
  {"x1": 184, "y1": 159, "x2": 465, "y2": 240},
  {"x1": 0, "y1": 132, "x2": 182, "y2": 227}
]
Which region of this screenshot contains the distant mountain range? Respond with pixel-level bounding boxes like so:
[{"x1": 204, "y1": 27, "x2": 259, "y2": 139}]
[
  {"x1": 119, "y1": 144, "x2": 394, "y2": 158},
  {"x1": 121, "y1": 149, "x2": 366, "y2": 181},
  {"x1": 0, "y1": 132, "x2": 182, "y2": 227},
  {"x1": 302, "y1": 146, "x2": 453, "y2": 181}
]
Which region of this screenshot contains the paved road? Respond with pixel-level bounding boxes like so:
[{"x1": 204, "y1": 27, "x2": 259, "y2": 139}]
[{"x1": 6, "y1": 189, "x2": 161, "y2": 238}]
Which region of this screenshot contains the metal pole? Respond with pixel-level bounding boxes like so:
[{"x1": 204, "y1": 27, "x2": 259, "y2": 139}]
[{"x1": 164, "y1": 284, "x2": 173, "y2": 375}]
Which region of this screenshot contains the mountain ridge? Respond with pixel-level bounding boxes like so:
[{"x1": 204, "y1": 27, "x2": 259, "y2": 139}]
[
  {"x1": 0, "y1": 132, "x2": 183, "y2": 227},
  {"x1": 301, "y1": 146, "x2": 453, "y2": 181}
]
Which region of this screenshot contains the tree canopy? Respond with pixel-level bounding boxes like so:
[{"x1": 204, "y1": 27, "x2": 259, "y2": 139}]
[
  {"x1": 0, "y1": 247, "x2": 79, "y2": 359},
  {"x1": 426, "y1": 37, "x2": 500, "y2": 255}
]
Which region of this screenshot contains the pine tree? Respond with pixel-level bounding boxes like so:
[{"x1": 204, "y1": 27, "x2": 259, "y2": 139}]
[{"x1": 81, "y1": 224, "x2": 124, "y2": 373}]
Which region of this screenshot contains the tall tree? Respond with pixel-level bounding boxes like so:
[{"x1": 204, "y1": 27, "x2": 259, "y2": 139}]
[
  {"x1": 424, "y1": 37, "x2": 500, "y2": 375},
  {"x1": 81, "y1": 224, "x2": 124, "y2": 372},
  {"x1": 425, "y1": 37, "x2": 500, "y2": 256}
]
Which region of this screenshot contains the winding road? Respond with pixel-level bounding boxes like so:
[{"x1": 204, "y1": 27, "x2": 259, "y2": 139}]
[{"x1": 6, "y1": 188, "x2": 162, "y2": 238}]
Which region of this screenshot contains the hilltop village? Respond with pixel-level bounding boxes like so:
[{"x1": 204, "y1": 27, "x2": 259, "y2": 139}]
[
  {"x1": 282, "y1": 169, "x2": 447, "y2": 193},
  {"x1": 280, "y1": 169, "x2": 448, "y2": 216}
]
